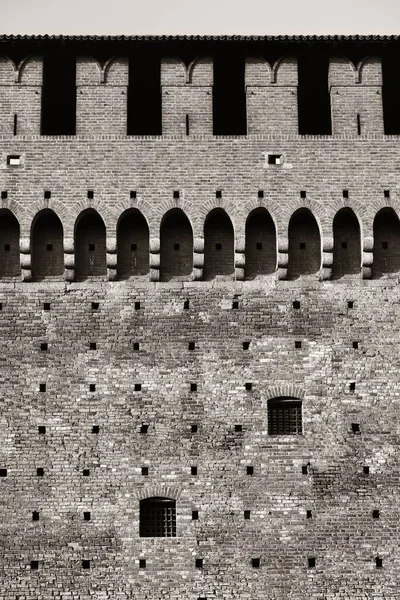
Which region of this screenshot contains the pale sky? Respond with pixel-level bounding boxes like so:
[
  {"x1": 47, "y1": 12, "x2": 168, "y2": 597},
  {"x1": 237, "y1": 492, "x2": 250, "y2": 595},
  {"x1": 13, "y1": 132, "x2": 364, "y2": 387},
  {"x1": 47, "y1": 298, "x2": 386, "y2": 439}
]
[{"x1": 0, "y1": 0, "x2": 399, "y2": 36}]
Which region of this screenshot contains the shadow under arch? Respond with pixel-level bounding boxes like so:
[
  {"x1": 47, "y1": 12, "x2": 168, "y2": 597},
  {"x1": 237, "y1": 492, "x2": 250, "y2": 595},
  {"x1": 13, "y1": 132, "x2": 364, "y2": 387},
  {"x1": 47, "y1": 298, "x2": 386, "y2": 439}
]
[
  {"x1": 74, "y1": 208, "x2": 106, "y2": 280},
  {"x1": 245, "y1": 207, "x2": 276, "y2": 279},
  {"x1": 31, "y1": 209, "x2": 64, "y2": 280},
  {"x1": 332, "y1": 207, "x2": 361, "y2": 279},
  {"x1": 203, "y1": 208, "x2": 234, "y2": 281},
  {"x1": 0, "y1": 209, "x2": 20, "y2": 278},
  {"x1": 160, "y1": 208, "x2": 193, "y2": 282},
  {"x1": 287, "y1": 208, "x2": 321, "y2": 279},
  {"x1": 372, "y1": 207, "x2": 400, "y2": 277},
  {"x1": 117, "y1": 208, "x2": 149, "y2": 280}
]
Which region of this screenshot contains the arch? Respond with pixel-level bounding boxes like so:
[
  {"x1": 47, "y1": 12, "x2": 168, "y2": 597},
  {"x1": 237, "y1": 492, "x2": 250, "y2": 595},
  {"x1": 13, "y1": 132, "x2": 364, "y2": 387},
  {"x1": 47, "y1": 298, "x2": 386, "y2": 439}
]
[
  {"x1": 287, "y1": 208, "x2": 321, "y2": 279},
  {"x1": 0, "y1": 209, "x2": 20, "y2": 278},
  {"x1": 117, "y1": 209, "x2": 149, "y2": 280},
  {"x1": 160, "y1": 209, "x2": 193, "y2": 282},
  {"x1": 139, "y1": 497, "x2": 176, "y2": 538},
  {"x1": 268, "y1": 396, "x2": 303, "y2": 436},
  {"x1": 245, "y1": 208, "x2": 276, "y2": 279},
  {"x1": 332, "y1": 208, "x2": 361, "y2": 279},
  {"x1": 74, "y1": 209, "x2": 106, "y2": 280},
  {"x1": 102, "y1": 57, "x2": 129, "y2": 85},
  {"x1": 203, "y1": 208, "x2": 234, "y2": 281},
  {"x1": 31, "y1": 209, "x2": 64, "y2": 280},
  {"x1": 372, "y1": 208, "x2": 400, "y2": 277}
]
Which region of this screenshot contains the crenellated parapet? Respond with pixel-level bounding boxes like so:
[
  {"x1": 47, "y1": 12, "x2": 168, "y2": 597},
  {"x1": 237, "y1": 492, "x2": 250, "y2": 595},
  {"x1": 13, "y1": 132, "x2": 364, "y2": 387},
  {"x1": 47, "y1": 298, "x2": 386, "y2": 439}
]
[
  {"x1": 0, "y1": 56, "x2": 42, "y2": 135},
  {"x1": 76, "y1": 57, "x2": 129, "y2": 135},
  {"x1": 329, "y1": 57, "x2": 383, "y2": 135},
  {"x1": 161, "y1": 57, "x2": 213, "y2": 135},
  {"x1": 245, "y1": 57, "x2": 298, "y2": 135}
]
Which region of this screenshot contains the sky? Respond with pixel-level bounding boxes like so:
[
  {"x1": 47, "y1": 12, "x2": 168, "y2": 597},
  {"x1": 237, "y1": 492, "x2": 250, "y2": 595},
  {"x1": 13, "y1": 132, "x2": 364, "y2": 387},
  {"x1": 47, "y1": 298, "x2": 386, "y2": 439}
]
[{"x1": 0, "y1": 0, "x2": 399, "y2": 36}]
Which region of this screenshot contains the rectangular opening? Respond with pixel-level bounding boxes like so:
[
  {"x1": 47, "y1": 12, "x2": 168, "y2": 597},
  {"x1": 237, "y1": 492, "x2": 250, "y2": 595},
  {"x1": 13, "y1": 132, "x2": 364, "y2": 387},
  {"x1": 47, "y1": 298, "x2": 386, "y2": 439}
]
[
  {"x1": 92, "y1": 425, "x2": 99, "y2": 434},
  {"x1": 363, "y1": 466, "x2": 370, "y2": 475},
  {"x1": 130, "y1": 190, "x2": 137, "y2": 199},
  {"x1": 245, "y1": 382, "x2": 252, "y2": 391},
  {"x1": 382, "y1": 241, "x2": 388, "y2": 249},
  {"x1": 195, "y1": 559, "x2": 203, "y2": 569},
  {"x1": 36, "y1": 468, "x2": 44, "y2": 477},
  {"x1": 243, "y1": 341, "x2": 250, "y2": 350},
  {"x1": 44, "y1": 191, "x2": 51, "y2": 199},
  {"x1": 298, "y1": 53, "x2": 331, "y2": 134},
  {"x1": 215, "y1": 242, "x2": 222, "y2": 251},
  {"x1": 46, "y1": 244, "x2": 53, "y2": 251},
  {"x1": 306, "y1": 510, "x2": 312, "y2": 519},
  {"x1": 308, "y1": 558, "x2": 316, "y2": 568},
  {"x1": 357, "y1": 113, "x2": 361, "y2": 135},
  {"x1": 135, "y1": 383, "x2": 142, "y2": 391},
  {"x1": 341, "y1": 241, "x2": 348, "y2": 249},
  {"x1": 299, "y1": 242, "x2": 306, "y2": 250},
  {"x1": 351, "y1": 423, "x2": 360, "y2": 434},
  {"x1": 88, "y1": 243, "x2": 95, "y2": 252},
  {"x1": 173, "y1": 190, "x2": 180, "y2": 199},
  {"x1": 184, "y1": 300, "x2": 190, "y2": 310},
  {"x1": 300, "y1": 190, "x2": 306, "y2": 199},
  {"x1": 43, "y1": 303, "x2": 51, "y2": 311},
  {"x1": 293, "y1": 300, "x2": 300, "y2": 309},
  {"x1": 302, "y1": 465, "x2": 309, "y2": 475},
  {"x1": 232, "y1": 301, "x2": 239, "y2": 309},
  {"x1": 89, "y1": 342, "x2": 96, "y2": 350},
  {"x1": 128, "y1": 54, "x2": 161, "y2": 135},
  {"x1": 186, "y1": 113, "x2": 190, "y2": 136},
  {"x1": 268, "y1": 154, "x2": 282, "y2": 165},
  {"x1": 216, "y1": 190, "x2": 222, "y2": 199},
  {"x1": 350, "y1": 382, "x2": 356, "y2": 391},
  {"x1": 376, "y1": 557, "x2": 383, "y2": 568},
  {"x1": 13, "y1": 114, "x2": 17, "y2": 136},
  {"x1": 32, "y1": 511, "x2": 39, "y2": 521},
  {"x1": 1, "y1": 191, "x2": 7, "y2": 199},
  {"x1": 174, "y1": 243, "x2": 180, "y2": 251},
  {"x1": 4, "y1": 244, "x2": 10, "y2": 252},
  {"x1": 190, "y1": 383, "x2": 197, "y2": 392},
  {"x1": 252, "y1": 558, "x2": 260, "y2": 568},
  {"x1": 246, "y1": 465, "x2": 254, "y2": 476},
  {"x1": 131, "y1": 243, "x2": 137, "y2": 251},
  {"x1": 84, "y1": 512, "x2": 91, "y2": 521},
  {"x1": 0, "y1": 469, "x2": 7, "y2": 477},
  {"x1": 373, "y1": 509, "x2": 380, "y2": 519},
  {"x1": 295, "y1": 341, "x2": 302, "y2": 349},
  {"x1": 191, "y1": 466, "x2": 198, "y2": 476},
  {"x1": 89, "y1": 384, "x2": 96, "y2": 392},
  {"x1": 82, "y1": 560, "x2": 90, "y2": 569},
  {"x1": 384, "y1": 190, "x2": 390, "y2": 198},
  {"x1": 135, "y1": 301, "x2": 141, "y2": 310},
  {"x1": 41, "y1": 53, "x2": 76, "y2": 135},
  {"x1": 91, "y1": 302, "x2": 99, "y2": 310},
  {"x1": 268, "y1": 399, "x2": 303, "y2": 436},
  {"x1": 39, "y1": 383, "x2": 46, "y2": 392},
  {"x1": 38, "y1": 426, "x2": 46, "y2": 434},
  {"x1": 234, "y1": 424, "x2": 243, "y2": 432},
  {"x1": 343, "y1": 189, "x2": 349, "y2": 199},
  {"x1": 7, "y1": 155, "x2": 21, "y2": 166},
  {"x1": 141, "y1": 466, "x2": 149, "y2": 476},
  {"x1": 139, "y1": 559, "x2": 146, "y2": 569},
  {"x1": 83, "y1": 469, "x2": 90, "y2": 476},
  {"x1": 352, "y1": 341, "x2": 359, "y2": 349},
  {"x1": 140, "y1": 424, "x2": 149, "y2": 434},
  {"x1": 347, "y1": 301, "x2": 354, "y2": 309},
  {"x1": 133, "y1": 342, "x2": 140, "y2": 351},
  {"x1": 188, "y1": 341, "x2": 195, "y2": 351},
  {"x1": 213, "y1": 53, "x2": 246, "y2": 135},
  {"x1": 87, "y1": 190, "x2": 94, "y2": 199},
  {"x1": 244, "y1": 510, "x2": 250, "y2": 519},
  {"x1": 31, "y1": 561, "x2": 39, "y2": 570},
  {"x1": 192, "y1": 510, "x2": 199, "y2": 520},
  {"x1": 191, "y1": 424, "x2": 198, "y2": 433},
  {"x1": 258, "y1": 190, "x2": 264, "y2": 198}
]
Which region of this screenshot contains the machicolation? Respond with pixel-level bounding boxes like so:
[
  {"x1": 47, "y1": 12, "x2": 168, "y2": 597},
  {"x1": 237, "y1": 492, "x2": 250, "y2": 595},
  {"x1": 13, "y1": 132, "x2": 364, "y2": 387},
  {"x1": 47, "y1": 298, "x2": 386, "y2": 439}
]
[{"x1": 0, "y1": 32, "x2": 400, "y2": 599}]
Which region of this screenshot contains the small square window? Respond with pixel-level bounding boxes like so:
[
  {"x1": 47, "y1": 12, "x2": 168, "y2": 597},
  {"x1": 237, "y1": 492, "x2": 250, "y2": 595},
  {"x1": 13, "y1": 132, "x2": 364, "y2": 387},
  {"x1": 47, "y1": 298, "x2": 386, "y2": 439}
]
[
  {"x1": 46, "y1": 244, "x2": 53, "y2": 251},
  {"x1": 174, "y1": 243, "x2": 180, "y2": 251},
  {"x1": 7, "y1": 155, "x2": 21, "y2": 166},
  {"x1": 191, "y1": 466, "x2": 198, "y2": 475},
  {"x1": 142, "y1": 466, "x2": 149, "y2": 476},
  {"x1": 4, "y1": 244, "x2": 10, "y2": 252},
  {"x1": 347, "y1": 301, "x2": 354, "y2": 309},
  {"x1": 373, "y1": 509, "x2": 380, "y2": 519},
  {"x1": 382, "y1": 241, "x2": 388, "y2": 249},
  {"x1": 39, "y1": 383, "x2": 46, "y2": 392},
  {"x1": 134, "y1": 301, "x2": 141, "y2": 310},
  {"x1": 43, "y1": 303, "x2": 51, "y2": 311},
  {"x1": 188, "y1": 342, "x2": 195, "y2": 351},
  {"x1": 133, "y1": 342, "x2": 140, "y2": 351},
  {"x1": 351, "y1": 423, "x2": 360, "y2": 434},
  {"x1": 89, "y1": 342, "x2": 96, "y2": 350},
  {"x1": 30, "y1": 561, "x2": 39, "y2": 570},
  {"x1": 352, "y1": 341, "x2": 359, "y2": 349},
  {"x1": 258, "y1": 190, "x2": 264, "y2": 198},
  {"x1": 243, "y1": 341, "x2": 250, "y2": 350},
  {"x1": 92, "y1": 425, "x2": 99, "y2": 434},
  {"x1": 83, "y1": 469, "x2": 90, "y2": 476},
  {"x1": 302, "y1": 465, "x2": 309, "y2": 475},
  {"x1": 306, "y1": 510, "x2": 312, "y2": 519},
  {"x1": 32, "y1": 511, "x2": 39, "y2": 521},
  {"x1": 140, "y1": 424, "x2": 149, "y2": 434},
  {"x1": 363, "y1": 466, "x2": 370, "y2": 475},
  {"x1": 268, "y1": 154, "x2": 282, "y2": 165},
  {"x1": 130, "y1": 190, "x2": 137, "y2": 199},
  {"x1": 245, "y1": 382, "x2": 252, "y2": 391},
  {"x1": 192, "y1": 510, "x2": 199, "y2": 520},
  {"x1": 38, "y1": 426, "x2": 46, "y2": 434},
  {"x1": 191, "y1": 424, "x2": 198, "y2": 433},
  {"x1": 135, "y1": 383, "x2": 142, "y2": 391},
  {"x1": 300, "y1": 190, "x2": 306, "y2": 199},
  {"x1": 0, "y1": 468, "x2": 7, "y2": 477},
  {"x1": 44, "y1": 191, "x2": 51, "y2": 199},
  {"x1": 195, "y1": 558, "x2": 203, "y2": 569},
  {"x1": 232, "y1": 301, "x2": 239, "y2": 309},
  {"x1": 247, "y1": 465, "x2": 254, "y2": 476},
  {"x1": 343, "y1": 190, "x2": 349, "y2": 198},
  {"x1": 173, "y1": 191, "x2": 180, "y2": 199},
  {"x1": 215, "y1": 243, "x2": 222, "y2": 251},
  {"x1": 244, "y1": 510, "x2": 250, "y2": 519},
  {"x1": 376, "y1": 557, "x2": 383, "y2": 568},
  {"x1": 235, "y1": 424, "x2": 242, "y2": 432},
  {"x1": 91, "y1": 302, "x2": 99, "y2": 310},
  {"x1": 252, "y1": 558, "x2": 260, "y2": 568},
  {"x1": 384, "y1": 190, "x2": 390, "y2": 199},
  {"x1": 350, "y1": 382, "x2": 356, "y2": 391},
  {"x1": 131, "y1": 243, "x2": 137, "y2": 251},
  {"x1": 139, "y1": 559, "x2": 146, "y2": 569},
  {"x1": 308, "y1": 557, "x2": 316, "y2": 568},
  {"x1": 88, "y1": 243, "x2": 95, "y2": 251},
  {"x1": 341, "y1": 241, "x2": 348, "y2": 249},
  {"x1": 87, "y1": 190, "x2": 94, "y2": 199},
  {"x1": 295, "y1": 341, "x2": 302, "y2": 349},
  {"x1": 89, "y1": 384, "x2": 96, "y2": 392},
  {"x1": 84, "y1": 511, "x2": 91, "y2": 521},
  {"x1": 36, "y1": 468, "x2": 44, "y2": 477},
  {"x1": 256, "y1": 242, "x2": 263, "y2": 250},
  {"x1": 184, "y1": 300, "x2": 190, "y2": 310},
  {"x1": 82, "y1": 560, "x2": 90, "y2": 569},
  {"x1": 299, "y1": 242, "x2": 306, "y2": 250},
  {"x1": 1, "y1": 191, "x2": 7, "y2": 199},
  {"x1": 190, "y1": 383, "x2": 197, "y2": 392},
  {"x1": 293, "y1": 301, "x2": 300, "y2": 309},
  {"x1": 216, "y1": 190, "x2": 222, "y2": 199}
]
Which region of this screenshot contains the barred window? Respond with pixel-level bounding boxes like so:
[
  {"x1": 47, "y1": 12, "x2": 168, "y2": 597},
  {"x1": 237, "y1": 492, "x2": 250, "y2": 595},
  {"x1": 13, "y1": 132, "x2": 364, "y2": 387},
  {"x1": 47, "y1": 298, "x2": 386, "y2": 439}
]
[
  {"x1": 140, "y1": 497, "x2": 176, "y2": 537},
  {"x1": 268, "y1": 397, "x2": 302, "y2": 435}
]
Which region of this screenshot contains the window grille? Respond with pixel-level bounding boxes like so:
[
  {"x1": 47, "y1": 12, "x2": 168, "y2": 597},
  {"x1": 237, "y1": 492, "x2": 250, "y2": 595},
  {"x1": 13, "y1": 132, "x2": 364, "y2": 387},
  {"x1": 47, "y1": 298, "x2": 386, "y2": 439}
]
[
  {"x1": 268, "y1": 398, "x2": 302, "y2": 435},
  {"x1": 140, "y1": 497, "x2": 176, "y2": 537}
]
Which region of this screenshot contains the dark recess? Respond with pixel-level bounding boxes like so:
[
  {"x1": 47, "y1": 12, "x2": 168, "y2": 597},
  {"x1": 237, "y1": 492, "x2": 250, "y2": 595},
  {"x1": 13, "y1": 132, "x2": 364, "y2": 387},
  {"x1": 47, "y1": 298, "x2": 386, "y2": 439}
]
[
  {"x1": 41, "y1": 53, "x2": 76, "y2": 135},
  {"x1": 382, "y1": 53, "x2": 400, "y2": 134},
  {"x1": 128, "y1": 53, "x2": 162, "y2": 135},
  {"x1": 213, "y1": 53, "x2": 246, "y2": 135},
  {"x1": 298, "y1": 53, "x2": 331, "y2": 135}
]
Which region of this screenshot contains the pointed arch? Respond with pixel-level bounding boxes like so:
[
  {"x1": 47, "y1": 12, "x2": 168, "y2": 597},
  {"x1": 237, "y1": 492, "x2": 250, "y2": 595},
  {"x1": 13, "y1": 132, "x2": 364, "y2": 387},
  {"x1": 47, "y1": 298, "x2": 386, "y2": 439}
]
[
  {"x1": 373, "y1": 208, "x2": 400, "y2": 277},
  {"x1": 203, "y1": 208, "x2": 234, "y2": 281},
  {"x1": 287, "y1": 208, "x2": 321, "y2": 279},
  {"x1": 0, "y1": 209, "x2": 20, "y2": 278},
  {"x1": 31, "y1": 209, "x2": 64, "y2": 280},
  {"x1": 160, "y1": 209, "x2": 193, "y2": 282},
  {"x1": 74, "y1": 209, "x2": 106, "y2": 280},
  {"x1": 245, "y1": 208, "x2": 276, "y2": 279},
  {"x1": 332, "y1": 208, "x2": 361, "y2": 279},
  {"x1": 117, "y1": 209, "x2": 149, "y2": 280}
]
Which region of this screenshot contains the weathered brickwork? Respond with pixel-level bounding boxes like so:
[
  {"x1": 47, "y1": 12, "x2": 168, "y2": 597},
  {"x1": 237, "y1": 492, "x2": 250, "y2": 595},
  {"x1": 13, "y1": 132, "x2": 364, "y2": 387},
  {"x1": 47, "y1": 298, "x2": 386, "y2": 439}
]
[{"x1": 0, "y1": 33, "x2": 399, "y2": 599}]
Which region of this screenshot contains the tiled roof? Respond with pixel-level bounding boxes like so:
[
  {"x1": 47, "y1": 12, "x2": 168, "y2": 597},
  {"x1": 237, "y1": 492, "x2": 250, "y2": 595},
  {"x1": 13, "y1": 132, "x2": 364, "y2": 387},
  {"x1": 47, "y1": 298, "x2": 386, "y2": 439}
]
[{"x1": 0, "y1": 34, "x2": 398, "y2": 41}]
